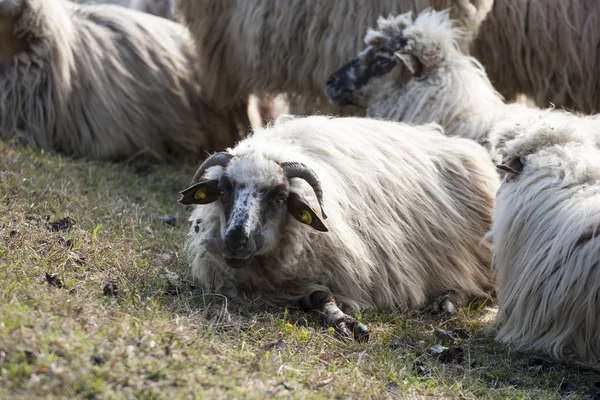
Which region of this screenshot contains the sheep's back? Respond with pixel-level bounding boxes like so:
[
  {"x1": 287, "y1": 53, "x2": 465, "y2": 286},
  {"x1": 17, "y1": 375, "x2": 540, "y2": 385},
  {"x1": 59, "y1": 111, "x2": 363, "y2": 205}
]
[{"x1": 235, "y1": 116, "x2": 499, "y2": 310}]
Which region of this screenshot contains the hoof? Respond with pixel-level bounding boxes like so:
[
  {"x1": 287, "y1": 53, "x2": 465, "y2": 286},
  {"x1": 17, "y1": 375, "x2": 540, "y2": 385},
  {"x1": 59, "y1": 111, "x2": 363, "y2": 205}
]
[
  {"x1": 429, "y1": 291, "x2": 464, "y2": 316},
  {"x1": 333, "y1": 316, "x2": 369, "y2": 343},
  {"x1": 352, "y1": 320, "x2": 370, "y2": 343}
]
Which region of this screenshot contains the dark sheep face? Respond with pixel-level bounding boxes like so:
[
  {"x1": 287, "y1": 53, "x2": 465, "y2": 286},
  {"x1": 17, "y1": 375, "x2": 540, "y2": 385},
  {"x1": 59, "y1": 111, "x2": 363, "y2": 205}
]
[
  {"x1": 326, "y1": 35, "x2": 416, "y2": 108},
  {"x1": 217, "y1": 173, "x2": 290, "y2": 268}
]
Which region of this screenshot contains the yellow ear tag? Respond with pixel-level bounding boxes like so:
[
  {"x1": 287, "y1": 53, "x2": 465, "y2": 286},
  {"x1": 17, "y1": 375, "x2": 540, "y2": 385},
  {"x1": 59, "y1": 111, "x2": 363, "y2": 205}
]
[
  {"x1": 194, "y1": 188, "x2": 207, "y2": 200},
  {"x1": 301, "y1": 210, "x2": 312, "y2": 225}
]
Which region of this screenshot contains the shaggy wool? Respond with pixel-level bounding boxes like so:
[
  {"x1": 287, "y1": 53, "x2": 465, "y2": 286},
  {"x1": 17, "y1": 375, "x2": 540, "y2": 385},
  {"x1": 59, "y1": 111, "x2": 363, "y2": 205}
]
[{"x1": 185, "y1": 115, "x2": 499, "y2": 312}]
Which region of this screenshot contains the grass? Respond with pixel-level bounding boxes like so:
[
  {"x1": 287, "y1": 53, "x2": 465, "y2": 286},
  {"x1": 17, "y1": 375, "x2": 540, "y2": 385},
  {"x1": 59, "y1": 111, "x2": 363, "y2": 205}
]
[{"x1": 1, "y1": 139, "x2": 599, "y2": 399}]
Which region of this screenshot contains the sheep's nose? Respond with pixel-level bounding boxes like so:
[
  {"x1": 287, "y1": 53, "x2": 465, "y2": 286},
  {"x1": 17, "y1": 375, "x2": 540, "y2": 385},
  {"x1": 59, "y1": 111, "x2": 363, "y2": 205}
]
[{"x1": 225, "y1": 226, "x2": 248, "y2": 251}]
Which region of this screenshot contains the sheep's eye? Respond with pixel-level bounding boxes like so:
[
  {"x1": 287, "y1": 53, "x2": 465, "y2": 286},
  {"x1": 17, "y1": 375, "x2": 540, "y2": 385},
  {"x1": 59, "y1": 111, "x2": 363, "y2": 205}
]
[{"x1": 275, "y1": 196, "x2": 286, "y2": 205}]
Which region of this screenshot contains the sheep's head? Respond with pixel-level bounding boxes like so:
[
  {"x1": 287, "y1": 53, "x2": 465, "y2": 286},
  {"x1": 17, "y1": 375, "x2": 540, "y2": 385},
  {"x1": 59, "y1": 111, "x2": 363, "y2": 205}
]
[
  {"x1": 179, "y1": 152, "x2": 328, "y2": 269},
  {"x1": 496, "y1": 117, "x2": 599, "y2": 181},
  {"x1": 326, "y1": 9, "x2": 460, "y2": 108}
]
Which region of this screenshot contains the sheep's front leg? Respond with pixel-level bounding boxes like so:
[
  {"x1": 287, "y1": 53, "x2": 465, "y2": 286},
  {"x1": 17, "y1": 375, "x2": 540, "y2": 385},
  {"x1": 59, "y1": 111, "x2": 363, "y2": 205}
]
[{"x1": 309, "y1": 291, "x2": 369, "y2": 343}]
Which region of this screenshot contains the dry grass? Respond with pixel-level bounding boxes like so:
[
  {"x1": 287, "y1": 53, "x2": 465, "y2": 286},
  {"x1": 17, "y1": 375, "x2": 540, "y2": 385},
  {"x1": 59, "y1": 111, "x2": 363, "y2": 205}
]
[{"x1": 1, "y1": 140, "x2": 599, "y2": 399}]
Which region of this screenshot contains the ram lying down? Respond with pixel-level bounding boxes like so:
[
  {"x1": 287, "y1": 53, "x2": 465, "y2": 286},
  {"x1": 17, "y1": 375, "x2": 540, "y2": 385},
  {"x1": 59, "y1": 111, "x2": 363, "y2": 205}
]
[{"x1": 179, "y1": 116, "x2": 499, "y2": 340}]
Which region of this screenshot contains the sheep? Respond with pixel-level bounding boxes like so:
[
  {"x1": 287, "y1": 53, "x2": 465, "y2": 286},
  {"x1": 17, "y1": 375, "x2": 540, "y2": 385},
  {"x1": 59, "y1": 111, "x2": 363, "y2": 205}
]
[
  {"x1": 488, "y1": 116, "x2": 600, "y2": 370},
  {"x1": 173, "y1": 0, "x2": 494, "y2": 118},
  {"x1": 326, "y1": 8, "x2": 600, "y2": 155},
  {"x1": 179, "y1": 115, "x2": 499, "y2": 340},
  {"x1": 0, "y1": 0, "x2": 247, "y2": 162},
  {"x1": 326, "y1": 8, "x2": 534, "y2": 149},
  {"x1": 471, "y1": 0, "x2": 600, "y2": 114}
]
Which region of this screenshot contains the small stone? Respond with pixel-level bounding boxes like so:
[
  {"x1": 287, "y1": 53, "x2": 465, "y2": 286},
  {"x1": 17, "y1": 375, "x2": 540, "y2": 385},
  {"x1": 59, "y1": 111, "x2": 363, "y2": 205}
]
[
  {"x1": 102, "y1": 280, "x2": 118, "y2": 297},
  {"x1": 91, "y1": 354, "x2": 105, "y2": 366},
  {"x1": 45, "y1": 273, "x2": 63, "y2": 288}
]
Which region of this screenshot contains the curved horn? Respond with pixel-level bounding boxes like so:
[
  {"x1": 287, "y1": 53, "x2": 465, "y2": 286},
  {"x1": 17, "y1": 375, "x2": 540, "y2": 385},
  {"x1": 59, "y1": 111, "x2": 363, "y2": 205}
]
[
  {"x1": 281, "y1": 161, "x2": 328, "y2": 219},
  {"x1": 190, "y1": 152, "x2": 234, "y2": 185}
]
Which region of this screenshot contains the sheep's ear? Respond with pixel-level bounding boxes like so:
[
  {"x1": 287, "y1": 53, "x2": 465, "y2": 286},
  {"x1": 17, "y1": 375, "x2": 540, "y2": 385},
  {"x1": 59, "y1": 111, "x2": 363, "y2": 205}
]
[
  {"x1": 178, "y1": 180, "x2": 221, "y2": 205},
  {"x1": 497, "y1": 157, "x2": 524, "y2": 174},
  {"x1": 287, "y1": 192, "x2": 328, "y2": 232},
  {"x1": 395, "y1": 52, "x2": 422, "y2": 77}
]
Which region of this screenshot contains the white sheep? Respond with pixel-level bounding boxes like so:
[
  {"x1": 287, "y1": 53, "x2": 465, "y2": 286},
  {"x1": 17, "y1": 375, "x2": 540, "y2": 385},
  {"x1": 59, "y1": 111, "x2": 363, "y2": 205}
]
[
  {"x1": 0, "y1": 0, "x2": 246, "y2": 162},
  {"x1": 326, "y1": 8, "x2": 599, "y2": 155},
  {"x1": 472, "y1": 0, "x2": 600, "y2": 114},
  {"x1": 173, "y1": 0, "x2": 494, "y2": 117},
  {"x1": 489, "y1": 115, "x2": 600, "y2": 370},
  {"x1": 179, "y1": 115, "x2": 499, "y2": 340}
]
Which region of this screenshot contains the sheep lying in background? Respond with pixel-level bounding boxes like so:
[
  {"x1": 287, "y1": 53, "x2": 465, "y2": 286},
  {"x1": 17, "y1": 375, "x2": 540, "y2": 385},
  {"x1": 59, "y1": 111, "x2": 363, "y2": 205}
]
[
  {"x1": 179, "y1": 115, "x2": 499, "y2": 340},
  {"x1": 0, "y1": 0, "x2": 246, "y2": 162},
  {"x1": 489, "y1": 117, "x2": 600, "y2": 370},
  {"x1": 327, "y1": 9, "x2": 600, "y2": 154},
  {"x1": 326, "y1": 9, "x2": 538, "y2": 148},
  {"x1": 472, "y1": 0, "x2": 600, "y2": 114},
  {"x1": 173, "y1": 0, "x2": 493, "y2": 118}
]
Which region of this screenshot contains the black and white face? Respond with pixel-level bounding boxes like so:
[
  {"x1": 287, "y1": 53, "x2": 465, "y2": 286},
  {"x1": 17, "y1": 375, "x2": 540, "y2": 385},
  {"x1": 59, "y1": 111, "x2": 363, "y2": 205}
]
[
  {"x1": 326, "y1": 33, "x2": 420, "y2": 109},
  {"x1": 179, "y1": 155, "x2": 328, "y2": 269},
  {"x1": 216, "y1": 172, "x2": 290, "y2": 268},
  {"x1": 326, "y1": 44, "x2": 400, "y2": 108}
]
